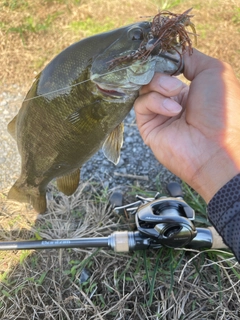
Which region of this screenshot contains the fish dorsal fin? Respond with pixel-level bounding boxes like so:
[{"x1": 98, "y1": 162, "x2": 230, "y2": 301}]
[
  {"x1": 56, "y1": 168, "x2": 80, "y2": 196},
  {"x1": 7, "y1": 115, "x2": 17, "y2": 140},
  {"x1": 102, "y1": 122, "x2": 124, "y2": 165}
]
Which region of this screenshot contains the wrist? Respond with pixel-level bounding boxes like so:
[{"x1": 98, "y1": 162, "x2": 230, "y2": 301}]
[{"x1": 190, "y1": 149, "x2": 240, "y2": 203}]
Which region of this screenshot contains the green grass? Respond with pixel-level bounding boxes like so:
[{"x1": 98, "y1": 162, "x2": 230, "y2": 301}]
[
  {"x1": 64, "y1": 249, "x2": 101, "y2": 281},
  {"x1": 1, "y1": 0, "x2": 29, "y2": 10},
  {"x1": 151, "y1": 0, "x2": 183, "y2": 10},
  {"x1": 182, "y1": 182, "x2": 209, "y2": 224},
  {"x1": 195, "y1": 22, "x2": 214, "y2": 39},
  {"x1": 232, "y1": 7, "x2": 240, "y2": 24},
  {"x1": 69, "y1": 17, "x2": 116, "y2": 36},
  {"x1": 19, "y1": 250, "x2": 32, "y2": 264},
  {"x1": 7, "y1": 13, "x2": 61, "y2": 34}
]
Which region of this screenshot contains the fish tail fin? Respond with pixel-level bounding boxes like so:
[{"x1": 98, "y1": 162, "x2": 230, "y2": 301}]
[
  {"x1": 8, "y1": 182, "x2": 47, "y2": 214},
  {"x1": 30, "y1": 194, "x2": 47, "y2": 214},
  {"x1": 8, "y1": 183, "x2": 30, "y2": 203}
]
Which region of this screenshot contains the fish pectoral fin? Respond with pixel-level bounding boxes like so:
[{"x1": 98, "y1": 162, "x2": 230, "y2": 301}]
[
  {"x1": 102, "y1": 122, "x2": 124, "y2": 165},
  {"x1": 67, "y1": 110, "x2": 81, "y2": 124},
  {"x1": 57, "y1": 168, "x2": 80, "y2": 196},
  {"x1": 7, "y1": 115, "x2": 18, "y2": 140}
]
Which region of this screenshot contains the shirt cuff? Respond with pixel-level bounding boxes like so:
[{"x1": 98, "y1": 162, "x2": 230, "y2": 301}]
[{"x1": 207, "y1": 173, "x2": 240, "y2": 262}]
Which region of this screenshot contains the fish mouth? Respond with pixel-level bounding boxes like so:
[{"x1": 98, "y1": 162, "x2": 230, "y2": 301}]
[
  {"x1": 96, "y1": 83, "x2": 139, "y2": 98},
  {"x1": 157, "y1": 51, "x2": 184, "y2": 75},
  {"x1": 96, "y1": 84, "x2": 126, "y2": 97}
]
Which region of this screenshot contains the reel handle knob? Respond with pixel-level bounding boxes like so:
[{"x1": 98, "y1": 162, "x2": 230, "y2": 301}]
[{"x1": 167, "y1": 182, "x2": 183, "y2": 198}]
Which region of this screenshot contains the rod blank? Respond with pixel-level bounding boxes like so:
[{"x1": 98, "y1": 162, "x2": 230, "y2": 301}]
[{"x1": 0, "y1": 237, "x2": 110, "y2": 250}]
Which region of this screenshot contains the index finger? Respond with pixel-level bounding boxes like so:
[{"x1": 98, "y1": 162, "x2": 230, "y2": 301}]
[{"x1": 140, "y1": 73, "x2": 185, "y2": 97}]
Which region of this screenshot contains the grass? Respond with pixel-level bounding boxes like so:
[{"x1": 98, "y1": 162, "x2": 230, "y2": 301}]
[
  {"x1": 0, "y1": 179, "x2": 240, "y2": 319},
  {"x1": 1, "y1": 0, "x2": 240, "y2": 318},
  {"x1": 1, "y1": 0, "x2": 240, "y2": 89},
  {"x1": 69, "y1": 18, "x2": 116, "y2": 36},
  {"x1": 232, "y1": 7, "x2": 240, "y2": 24}
]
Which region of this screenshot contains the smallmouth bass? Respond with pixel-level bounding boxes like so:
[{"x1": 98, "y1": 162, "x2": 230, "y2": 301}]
[{"x1": 8, "y1": 21, "x2": 183, "y2": 213}]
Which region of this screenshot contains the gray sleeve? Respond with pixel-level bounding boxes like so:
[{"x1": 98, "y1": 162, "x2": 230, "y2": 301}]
[{"x1": 207, "y1": 173, "x2": 240, "y2": 262}]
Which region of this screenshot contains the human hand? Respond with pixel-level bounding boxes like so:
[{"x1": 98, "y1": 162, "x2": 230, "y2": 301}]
[{"x1": 134, "y1": 49, "x2": 240, "y2": 203}]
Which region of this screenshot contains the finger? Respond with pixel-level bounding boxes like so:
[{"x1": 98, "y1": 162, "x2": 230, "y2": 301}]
[
  {"x1": 140, "y1": 73, "x2": 185, "y2": 97},
  {"x1": 134, "y1": 91, "x2": 182, "y2": 123},
  {"x1": 183, "y1": 48, "x2": 224, "y2": 81}
]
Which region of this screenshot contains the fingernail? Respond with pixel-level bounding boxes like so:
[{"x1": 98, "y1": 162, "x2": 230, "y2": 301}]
[
  {"x1": 159, "y1": 75, "x2": 183, "y2": 91},
  {"x1": 163, "y1": 98, "x2": 182, "y2": 113}
]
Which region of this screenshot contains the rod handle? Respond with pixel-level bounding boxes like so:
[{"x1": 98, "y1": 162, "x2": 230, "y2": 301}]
[
  {"x1": 112, "y1": 231, "x2": 129, "y2": 252},
  {"x1": 208, "y1": 227, "x2": 228, "y2": 249}
]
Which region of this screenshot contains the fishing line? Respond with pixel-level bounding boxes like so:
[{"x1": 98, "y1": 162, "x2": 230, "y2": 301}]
[
  {"x1": 23, "y1": 78, "x2": 91, "y2": 102},
  {"x1": 17, "y1": 64, "x2": 139, "y2": 104}
]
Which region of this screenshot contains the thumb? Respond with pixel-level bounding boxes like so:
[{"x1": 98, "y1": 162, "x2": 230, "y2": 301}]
[{"x1": 183, "y1": 49, "x2": 224, "y2": 81}]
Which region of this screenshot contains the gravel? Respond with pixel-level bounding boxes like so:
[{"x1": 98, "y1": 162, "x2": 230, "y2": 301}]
[
  {"x1": 0, "y1": 85, "x2": 23, "y2": 191},
  {"x1": 0, "y1": 85, "x2": 175, "y2": 195}
]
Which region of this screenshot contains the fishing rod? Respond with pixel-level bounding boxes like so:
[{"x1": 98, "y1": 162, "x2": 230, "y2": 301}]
[{"x1": 0, "y1": 182, "x2": 228, "y2": 252}]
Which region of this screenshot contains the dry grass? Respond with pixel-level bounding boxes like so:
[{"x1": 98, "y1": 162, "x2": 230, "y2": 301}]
[
  {"x1": 0, "y1": 0, "x2": 158, "y2": 89},
  {"x1": 0, "y1": 181, "x2": 240, "y2": 319},
  {"x1": 1, "y1": 0, "x2": 240, "y2": 90},
  {"x1": 1, "y1": 0, "x2": 240, "y2": 319}
]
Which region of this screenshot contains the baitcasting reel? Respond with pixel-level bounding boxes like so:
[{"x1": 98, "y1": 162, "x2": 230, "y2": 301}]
[{"x1": 113, "y1": 182, "x2": 197, "y2": 249}]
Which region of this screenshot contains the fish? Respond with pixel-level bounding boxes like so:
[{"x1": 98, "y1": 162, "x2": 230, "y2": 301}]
[{"x1": 7, "y1": 21, "x2": 183, "y2": 213}]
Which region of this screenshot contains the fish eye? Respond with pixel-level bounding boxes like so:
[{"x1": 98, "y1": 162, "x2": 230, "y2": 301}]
[{"x1": 128, "y1": 27, "x2": 144, "y2": 41}]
